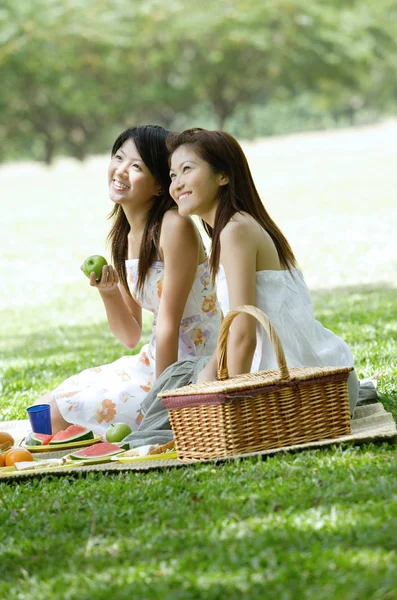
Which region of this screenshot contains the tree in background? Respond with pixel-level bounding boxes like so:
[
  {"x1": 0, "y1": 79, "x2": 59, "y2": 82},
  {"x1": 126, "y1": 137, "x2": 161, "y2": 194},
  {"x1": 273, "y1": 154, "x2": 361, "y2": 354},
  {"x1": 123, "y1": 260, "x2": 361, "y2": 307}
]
[{"x1": 0, "y1": 0, "x2": 396, "y2": 163}]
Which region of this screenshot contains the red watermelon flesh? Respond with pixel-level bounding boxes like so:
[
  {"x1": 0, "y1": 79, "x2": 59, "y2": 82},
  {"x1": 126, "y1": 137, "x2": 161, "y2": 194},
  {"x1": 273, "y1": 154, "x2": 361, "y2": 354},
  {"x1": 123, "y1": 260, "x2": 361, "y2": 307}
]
[
  {"x1": 69, "y1": 441, "x2": 125, "y2": 460},
  {"x1": 49, "y1": 424, "x2": 94, "y2": 445},
  {"x1": 27, "y1": 433, "x2": 54, "y2": 446}
]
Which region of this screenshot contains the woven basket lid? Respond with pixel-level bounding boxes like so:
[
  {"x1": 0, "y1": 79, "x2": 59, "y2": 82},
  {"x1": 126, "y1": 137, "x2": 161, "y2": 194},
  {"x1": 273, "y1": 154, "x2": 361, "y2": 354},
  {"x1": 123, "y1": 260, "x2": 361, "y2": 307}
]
[
  {"x1": 158, "y1": 364, "x2": 352, "y2": 398},
  {"x1": 158, "y1": 305, "x2": 353, "y2": 398}
]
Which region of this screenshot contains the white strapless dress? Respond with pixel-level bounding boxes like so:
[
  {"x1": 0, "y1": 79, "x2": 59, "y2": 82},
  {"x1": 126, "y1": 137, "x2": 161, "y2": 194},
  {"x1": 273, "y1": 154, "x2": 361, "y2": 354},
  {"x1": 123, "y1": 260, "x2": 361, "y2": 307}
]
[{"x1": 217, "y1": 266, "x2": 354, "y2": 372}]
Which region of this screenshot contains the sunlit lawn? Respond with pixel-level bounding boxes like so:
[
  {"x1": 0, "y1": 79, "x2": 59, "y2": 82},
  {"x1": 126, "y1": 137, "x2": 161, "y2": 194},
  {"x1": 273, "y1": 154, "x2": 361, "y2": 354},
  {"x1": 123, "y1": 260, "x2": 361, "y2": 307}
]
[{"x1": 0, "y1": 122, "x2": 396, "y2": 599}]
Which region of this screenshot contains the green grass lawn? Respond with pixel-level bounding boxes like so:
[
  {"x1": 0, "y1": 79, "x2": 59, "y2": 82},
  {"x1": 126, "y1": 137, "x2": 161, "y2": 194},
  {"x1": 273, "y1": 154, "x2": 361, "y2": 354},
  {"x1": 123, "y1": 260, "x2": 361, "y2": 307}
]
[
  {"x1": 1, "y1": 444, "x2": 396, "y2": 600},
  {"x1": 0, "y1": 123, "x2": 396, "y2": 599}
]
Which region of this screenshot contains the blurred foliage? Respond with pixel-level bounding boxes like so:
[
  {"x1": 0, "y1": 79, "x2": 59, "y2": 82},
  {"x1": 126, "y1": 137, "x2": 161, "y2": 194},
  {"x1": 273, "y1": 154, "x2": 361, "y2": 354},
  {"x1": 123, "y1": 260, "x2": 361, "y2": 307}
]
[{"x1": 0, "y1": 0, "x2": 396, "y2": 163}]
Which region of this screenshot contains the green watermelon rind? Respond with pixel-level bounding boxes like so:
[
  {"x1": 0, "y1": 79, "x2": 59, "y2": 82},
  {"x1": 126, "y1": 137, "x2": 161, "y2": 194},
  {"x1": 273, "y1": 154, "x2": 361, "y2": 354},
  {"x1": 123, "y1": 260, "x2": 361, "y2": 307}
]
[
  {"x1": 69, "y1": 449, "x2": 122, "y2": 461},
  {"x1": 26, "y1": 433, "x2": 53, "y2": 446},
  {"x1": 49, "y1": 427, "x2": 94, "y2": 445},
  {"x1": 26, "y1": 435, "x2": 42, "y2": 446}
]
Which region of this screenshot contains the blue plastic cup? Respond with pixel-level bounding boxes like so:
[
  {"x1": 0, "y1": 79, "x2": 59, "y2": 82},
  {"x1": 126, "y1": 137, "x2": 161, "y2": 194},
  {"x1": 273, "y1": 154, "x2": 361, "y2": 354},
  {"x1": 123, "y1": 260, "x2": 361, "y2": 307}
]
[{"x1": 26, "y1": 404, "x2": 52, "y2": 435}]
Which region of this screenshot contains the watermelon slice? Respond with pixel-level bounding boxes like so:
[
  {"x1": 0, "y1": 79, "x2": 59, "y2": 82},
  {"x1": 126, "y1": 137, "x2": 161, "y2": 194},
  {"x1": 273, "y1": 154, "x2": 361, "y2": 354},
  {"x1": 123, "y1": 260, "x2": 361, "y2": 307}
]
[
  {"x1": 69, "y1": 441, "x2": 127, "y2": 460},
  {"x1": 49, "y1": 425, "x2": 94, "y2": 445},
  {"x1": 26, "y1": 433, "x2": 53, "y2": 446}
]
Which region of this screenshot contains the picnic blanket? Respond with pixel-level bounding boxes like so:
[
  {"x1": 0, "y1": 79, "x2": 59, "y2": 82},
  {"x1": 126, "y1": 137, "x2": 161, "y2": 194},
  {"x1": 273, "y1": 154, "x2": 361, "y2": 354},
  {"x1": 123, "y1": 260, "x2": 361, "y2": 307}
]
[
  {"x1": 1, "y1": 356, "x2": 391, "y2": 482},
  {"x1": 2, "y1": 353, "x2": 379, "y2": 449},
  {"x1": 1, "y1": 400, "x2": 395, "y2": 482}
]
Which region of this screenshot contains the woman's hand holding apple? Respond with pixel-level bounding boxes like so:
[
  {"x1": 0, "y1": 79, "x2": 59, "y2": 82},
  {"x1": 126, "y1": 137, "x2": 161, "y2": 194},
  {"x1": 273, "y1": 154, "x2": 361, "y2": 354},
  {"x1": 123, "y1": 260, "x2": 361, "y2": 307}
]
[{"x1": 90, "y1": 264, "x2": 119, "y2": 293}]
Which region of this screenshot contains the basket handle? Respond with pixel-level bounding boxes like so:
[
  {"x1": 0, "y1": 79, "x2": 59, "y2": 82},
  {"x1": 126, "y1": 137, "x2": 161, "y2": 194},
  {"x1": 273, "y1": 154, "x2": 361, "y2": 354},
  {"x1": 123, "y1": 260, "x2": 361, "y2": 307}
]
[{"x1": 217, "y1": 305, "x2": 290, "y2": 382}]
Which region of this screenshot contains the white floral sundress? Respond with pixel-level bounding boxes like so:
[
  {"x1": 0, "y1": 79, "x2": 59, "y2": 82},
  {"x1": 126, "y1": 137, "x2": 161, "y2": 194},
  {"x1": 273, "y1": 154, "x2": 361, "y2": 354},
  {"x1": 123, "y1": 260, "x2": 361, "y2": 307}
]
[{"x1": 54, "y1": 259, "x2": 221, "y2": 434}]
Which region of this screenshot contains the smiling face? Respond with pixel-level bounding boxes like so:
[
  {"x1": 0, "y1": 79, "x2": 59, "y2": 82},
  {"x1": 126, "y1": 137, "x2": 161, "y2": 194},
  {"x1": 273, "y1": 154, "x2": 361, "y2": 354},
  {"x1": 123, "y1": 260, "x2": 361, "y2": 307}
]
[
  {"x1": 108, "y1": 139, "x2": 159, "y2": 208},
  {"x1": 169, "y1": 145, "x2": 228, "y2": 225}
]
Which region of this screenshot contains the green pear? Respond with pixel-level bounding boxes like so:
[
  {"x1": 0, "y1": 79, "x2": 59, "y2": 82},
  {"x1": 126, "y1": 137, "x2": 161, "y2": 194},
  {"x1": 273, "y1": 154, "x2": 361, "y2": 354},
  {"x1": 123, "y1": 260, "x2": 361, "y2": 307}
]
[
  {"x1": 105, "y1": 422, "x2": 132, "y2": 443},
  {"x1": 80, "y1": 255, "x2": 108, "y2": 281}
]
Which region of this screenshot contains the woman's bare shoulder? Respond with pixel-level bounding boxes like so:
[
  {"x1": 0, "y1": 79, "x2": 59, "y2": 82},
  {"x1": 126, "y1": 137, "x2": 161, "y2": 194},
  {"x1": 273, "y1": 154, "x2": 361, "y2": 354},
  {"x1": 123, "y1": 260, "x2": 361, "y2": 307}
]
[
  {"x1": 162, "y1": 208, "x2": 197, "y2": 231},
  {"x1": 220, "y1": 213, "x2": 258, "y2": 244},
  {"x1": 160, "y1": 209, "x2": 201, "y2": 255}
]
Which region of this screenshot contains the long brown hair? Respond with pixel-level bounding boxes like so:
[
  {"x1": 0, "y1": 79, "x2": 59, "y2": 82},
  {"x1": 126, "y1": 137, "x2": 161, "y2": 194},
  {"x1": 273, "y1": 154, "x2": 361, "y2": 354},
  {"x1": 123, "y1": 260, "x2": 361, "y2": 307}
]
[
  {"x1": 167, "y1": 128, "x2": 297, "y2": 282},
  {"x1": 107, "y1": 125, "x2": 175, "y2": 293}
]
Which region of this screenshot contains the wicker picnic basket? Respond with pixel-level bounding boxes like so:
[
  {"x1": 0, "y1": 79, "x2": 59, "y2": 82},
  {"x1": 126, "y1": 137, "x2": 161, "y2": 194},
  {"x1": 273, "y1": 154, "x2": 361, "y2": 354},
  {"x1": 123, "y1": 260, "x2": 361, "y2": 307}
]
[{"x1": 159, "y1": 306, "x2": 352, "y2": 460}]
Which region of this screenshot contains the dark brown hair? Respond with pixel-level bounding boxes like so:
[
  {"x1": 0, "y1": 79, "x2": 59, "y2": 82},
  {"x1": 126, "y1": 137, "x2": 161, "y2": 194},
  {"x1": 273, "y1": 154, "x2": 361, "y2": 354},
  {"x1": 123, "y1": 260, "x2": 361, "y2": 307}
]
[
  {"x1": 167, "y1": 128, "x2": 297, "y2": 281},
  {"x1": 107, "y1": 125, "x2": 175, "y2": 292}
]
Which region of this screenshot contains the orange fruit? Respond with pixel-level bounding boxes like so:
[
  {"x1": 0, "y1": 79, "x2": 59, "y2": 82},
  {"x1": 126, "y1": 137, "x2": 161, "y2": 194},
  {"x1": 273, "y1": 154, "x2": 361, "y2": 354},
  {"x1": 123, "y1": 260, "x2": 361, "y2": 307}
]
[
  {"x1": 0, "y1": 453, "x2": 5, "y2": 468},
  {"x1": 0, "y1": 432, "x2": 15, "y2": 449},
  {"x1": 4, "y1": 448, "x2": 34, "y2": 466}
]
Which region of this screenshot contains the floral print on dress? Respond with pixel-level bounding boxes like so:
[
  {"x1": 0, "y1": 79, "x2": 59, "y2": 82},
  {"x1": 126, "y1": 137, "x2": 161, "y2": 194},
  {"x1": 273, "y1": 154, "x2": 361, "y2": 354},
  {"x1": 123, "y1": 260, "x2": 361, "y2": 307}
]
[
  {"x1": 96, "y1": 399, "x2": 117, "y2": 424},
  {"x1": 121, "y1": 393, "x2": 134, "y2": 403},
  {"x1": 54, "y1": 258, "x2": 221, "y2": 435},
  {"x1": 202, "y1": 293, "x2": 218, "y2": 317},
  {"x1": 138, "y1": 351, "x2": 150, "y2": 367},
  {"x1": 200, "y1": 272, "x2": 210, "y2": 292},
  {"x1": 115, "y1": 369, "x2": 131, "y2": 382},
  {"x1": 140, "y1": 381, "x2": 152, "y2": 393},
  {"x1": 135, "y1": 408, "x2": 144, "y2": 426},
  {"x1": 56, "y1": 390, "x2": 80, "y2": 399},
  {"x1": 190, "y1": 328, "x2": 211, "y2": 348},
  {"x1": 67, "y1": 400, "x2": 85, "y2": 413}
]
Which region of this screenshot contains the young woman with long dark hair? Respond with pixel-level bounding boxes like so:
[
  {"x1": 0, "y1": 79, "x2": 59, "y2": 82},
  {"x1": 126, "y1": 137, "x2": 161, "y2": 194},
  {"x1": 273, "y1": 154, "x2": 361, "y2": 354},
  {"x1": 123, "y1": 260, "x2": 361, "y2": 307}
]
[
  {"x1": 168, "y1": 128, "x2": 359, "y2": 415},
  {"x1": 35, "y1": 125, "x2": 221, "y2": 434}
]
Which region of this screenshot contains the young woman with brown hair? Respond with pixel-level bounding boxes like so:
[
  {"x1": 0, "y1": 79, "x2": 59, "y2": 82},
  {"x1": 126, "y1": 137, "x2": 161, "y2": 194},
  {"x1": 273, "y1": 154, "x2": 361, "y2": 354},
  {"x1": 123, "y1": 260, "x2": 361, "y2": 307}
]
[
  {"x1": 168, "y1": 128, "x2": 359, "y2": 415},
  {"x1": 35, "y1": 125, "x2": 221, "y2": 434}
]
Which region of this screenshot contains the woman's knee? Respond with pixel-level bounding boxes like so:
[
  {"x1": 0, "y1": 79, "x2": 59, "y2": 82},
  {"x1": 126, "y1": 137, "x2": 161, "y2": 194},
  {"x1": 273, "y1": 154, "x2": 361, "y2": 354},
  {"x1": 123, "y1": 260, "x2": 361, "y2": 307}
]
[
  {"x1": 51, "y1": 402, "x2": 71, "y2": 433},
  {"x1": 33, "y1": 392, "x2": 52, "y2": 406}
]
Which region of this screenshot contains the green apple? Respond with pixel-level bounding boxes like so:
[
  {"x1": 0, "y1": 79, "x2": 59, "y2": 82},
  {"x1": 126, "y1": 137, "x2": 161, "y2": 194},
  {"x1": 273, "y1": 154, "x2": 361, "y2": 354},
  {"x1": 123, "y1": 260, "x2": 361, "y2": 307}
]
[
  {"x1": 80, "y1": 255, "x2": 108, "y2": 281},
  {"x1": 106, "y1": 422, "x2": 132, "y2": 443}
]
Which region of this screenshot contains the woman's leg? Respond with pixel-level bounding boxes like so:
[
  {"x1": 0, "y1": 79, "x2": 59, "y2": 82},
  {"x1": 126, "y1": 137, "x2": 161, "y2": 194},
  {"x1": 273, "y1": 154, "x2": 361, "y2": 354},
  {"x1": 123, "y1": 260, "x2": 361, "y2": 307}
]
[{"x1": 33, "y1": 393, "x2": 71, "y2": 434}]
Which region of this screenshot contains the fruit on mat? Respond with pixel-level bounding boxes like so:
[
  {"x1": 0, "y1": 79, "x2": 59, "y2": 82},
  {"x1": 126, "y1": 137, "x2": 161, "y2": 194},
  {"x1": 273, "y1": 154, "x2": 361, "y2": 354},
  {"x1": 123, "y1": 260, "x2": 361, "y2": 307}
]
[
  {"x1": 69, "y1": 441, "x2": 127, "y2": 460},
  {"x1": 49, "y1": 425, "x2": 94, "y2": 445},
  {"x1": 0, "y1": 432, "x2": 15, "y2": 450},
  {"x1": 26, "y1": 433, "x2": 54, "y2": 446},
  {"x1": 5, "y1": 448, "x2": 34, "y2": 466},
  {"x1": 0, "y1": 453, "x2": 5, "y2": 468},
  {"x1": 105, "y1": 422, "x2": 132, "y2": 443},
  {"x1": 80, "y1": 255, "x2": 108, "y2": 281}
]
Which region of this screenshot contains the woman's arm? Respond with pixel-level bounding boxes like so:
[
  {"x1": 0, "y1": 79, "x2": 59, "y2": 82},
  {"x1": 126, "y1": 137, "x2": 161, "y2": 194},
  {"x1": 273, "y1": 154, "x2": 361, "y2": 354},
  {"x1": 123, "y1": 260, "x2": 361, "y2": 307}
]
[
  {"x1": 218, "y1": 221, "x2": 258, "y2": 376},
  {"x1": 90, "y1": 264, "x2": 142, "y2": 349},
  {"x1": 196, "y1": 351, "x2": 218, "y2": 383},
  {"x1": 197, "y1": 220, "x2": 258, "y2": 382},
  {"x1": 154, "y1": 211, "x2": 200, "y2": 378}
]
